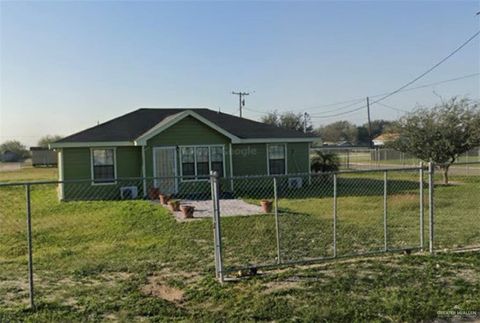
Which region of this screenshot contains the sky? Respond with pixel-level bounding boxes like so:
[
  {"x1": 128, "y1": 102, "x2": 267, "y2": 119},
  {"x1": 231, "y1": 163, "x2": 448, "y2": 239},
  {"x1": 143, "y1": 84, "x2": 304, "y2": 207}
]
[{"x1": 1, "y1": 0, "x2": 479, "y2": 147}]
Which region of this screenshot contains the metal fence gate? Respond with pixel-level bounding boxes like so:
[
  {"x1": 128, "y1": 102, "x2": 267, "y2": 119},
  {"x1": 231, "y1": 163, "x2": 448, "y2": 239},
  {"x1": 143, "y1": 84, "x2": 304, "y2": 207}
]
[{"x1": 210, "y1": 162, "x2": 480, "y2": 282}]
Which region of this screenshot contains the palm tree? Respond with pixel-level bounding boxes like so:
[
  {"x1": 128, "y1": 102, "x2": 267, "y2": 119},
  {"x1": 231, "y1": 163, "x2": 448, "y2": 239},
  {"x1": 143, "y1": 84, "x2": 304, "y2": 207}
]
[{"x1": 310, "y1": 151, "x2": 340, "y2": 173}]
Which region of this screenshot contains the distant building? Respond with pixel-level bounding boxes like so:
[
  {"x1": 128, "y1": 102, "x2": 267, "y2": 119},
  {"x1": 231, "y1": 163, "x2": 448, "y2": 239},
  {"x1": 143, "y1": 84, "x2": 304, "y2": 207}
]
[
  {"x1": 372, "y1": 133, "x2": 399, "y2": 147},
  {"x1": 322, "y1": 141, "x2": 354, "y2": 147},
  {"x1": 0, "y1": 150, "x2": 20, "y2": 162},
  {"x1": 30, "y1": 147, "x2": 57, "y2": 167}
]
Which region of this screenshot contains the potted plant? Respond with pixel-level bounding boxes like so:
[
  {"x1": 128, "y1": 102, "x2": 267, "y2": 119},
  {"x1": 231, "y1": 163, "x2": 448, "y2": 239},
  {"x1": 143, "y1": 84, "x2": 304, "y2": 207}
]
[
  {"x1": 148, "y1": 187, "x2": 160, "y2": 200},
  {"x1": 168, "y1": 199, "x2": 180, "y2": 212},
  {"x1": 159, "y1": 193, "x2": 171, "y2": 205},
  {"x1": 180, "y1": 205, "x2": 195, "y2": 218},
  {"x1": 260, "y1": 200, "x2": 273, "y2": 213}
]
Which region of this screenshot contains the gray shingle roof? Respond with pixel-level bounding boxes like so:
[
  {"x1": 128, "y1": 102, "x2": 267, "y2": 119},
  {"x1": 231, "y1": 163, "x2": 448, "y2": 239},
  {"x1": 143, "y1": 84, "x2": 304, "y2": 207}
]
[{"x1": 57, "y1": 108, "x2": 316, "y2": 143}]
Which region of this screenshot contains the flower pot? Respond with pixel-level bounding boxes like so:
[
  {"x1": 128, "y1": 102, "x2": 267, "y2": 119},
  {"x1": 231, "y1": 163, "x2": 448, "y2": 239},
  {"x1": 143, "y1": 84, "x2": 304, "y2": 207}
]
[
  {"x1": 148, "y1": 187, "x2": 160, "y2": 200},
  {"x1": 181, "y1": 205, "x2": 195, "y2": 219},
  {"x1": 168, "y1": 200, "x2": 180, "y2": 212},
  {"x1": 260, "y1": 200, "x2": 273, "y2": 213},
  {"x1": 159, "y1": 194, "x2": 171, "y2": 205}
]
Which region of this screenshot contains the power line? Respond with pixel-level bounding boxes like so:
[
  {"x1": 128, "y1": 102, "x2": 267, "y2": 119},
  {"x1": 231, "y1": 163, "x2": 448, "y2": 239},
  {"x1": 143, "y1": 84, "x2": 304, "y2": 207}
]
[
  {"x1": 370, "y1": 30, "x2": 480, "y2": 106},
  {"x1": 309, "y1": 99, "x2": 366, "y2": 115},
  {"x1": 375, "y1": 102, "x2": 409, "y2": 113},
  {"x1": 284, "y1": 73, "x2": 479, "y2": 114},
  {"x1": 371, "y1": 72, "x2": 480, "y2": 97},
  {"x1": 310, "y1": 105, "x2": 367, "y2": 119},
  {"x1": 243, "y1": 106, "x2": 268, "y2": 115},
  {"x1": 237, "y1": 29, "x2": 479, "y2": 119},
  {"x1": 300, "y1": 72, "x2": 479, "y2": 116},
  {"x1": 310, "y1": 27, "x2": 480, "y2": 120},
  {"x1": 302, "y1": 98, "x2": 366, "y2": 111},
  {"x1": 248, "y1": 72, "x2": 480, "y2": 117}
]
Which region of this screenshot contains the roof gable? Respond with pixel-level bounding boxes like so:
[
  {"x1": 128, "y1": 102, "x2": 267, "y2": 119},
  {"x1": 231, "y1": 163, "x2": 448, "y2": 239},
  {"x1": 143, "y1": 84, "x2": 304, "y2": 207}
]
[{"x1": 134, "y1": 110, "x2": 239, "y2": 145}]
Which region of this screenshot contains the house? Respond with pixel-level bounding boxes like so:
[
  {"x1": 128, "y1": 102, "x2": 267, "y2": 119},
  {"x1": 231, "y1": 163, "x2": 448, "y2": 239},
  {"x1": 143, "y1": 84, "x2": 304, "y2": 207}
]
[
  {"x1": 50, "y1": 108, "x2": 317, "y2": 200},
  {"x1": 0, "y1": 150, "x2": 20, "y2": 162},
  {"x1": 372, "y1": 133, "x2": 399, "y2": 147},
  {"x1": 30, "y1": 147, "x2": 57, "y2": 167}
]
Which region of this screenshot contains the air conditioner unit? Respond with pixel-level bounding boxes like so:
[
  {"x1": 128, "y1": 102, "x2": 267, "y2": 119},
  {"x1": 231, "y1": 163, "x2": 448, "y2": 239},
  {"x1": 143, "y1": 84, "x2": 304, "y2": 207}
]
[
  {"x1": 120, "y1": 186, "x2": 138, "y2": 199},
  {"x1": 288, "y1": 177, "x2": 303, "y2": 189}
]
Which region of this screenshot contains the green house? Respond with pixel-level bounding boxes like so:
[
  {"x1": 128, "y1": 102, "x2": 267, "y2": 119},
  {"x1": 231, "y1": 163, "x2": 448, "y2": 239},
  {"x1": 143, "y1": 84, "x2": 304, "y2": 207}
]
[{"x1": 50, "y1": 109, "x2": 317, "y2": 200}]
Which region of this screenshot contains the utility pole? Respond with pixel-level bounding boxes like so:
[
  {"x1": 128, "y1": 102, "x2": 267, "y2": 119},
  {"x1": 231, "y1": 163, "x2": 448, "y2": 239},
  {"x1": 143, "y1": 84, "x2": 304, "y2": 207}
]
[
  {"x1": 231, "y1": 91, "x2": 250, "y2": 118},
  {"x1": 366, "y1": 97, "x2": 372, "y2": 147},
  {"x1": 303, "y1": 112, "x2": 309, "y2": 133}
]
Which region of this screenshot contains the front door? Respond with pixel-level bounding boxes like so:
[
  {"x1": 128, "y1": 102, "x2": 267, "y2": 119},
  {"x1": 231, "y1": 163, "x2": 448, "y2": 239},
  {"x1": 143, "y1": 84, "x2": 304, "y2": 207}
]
[{"x1": 153, "y1": 147, "x2": 177, "y2": 194}]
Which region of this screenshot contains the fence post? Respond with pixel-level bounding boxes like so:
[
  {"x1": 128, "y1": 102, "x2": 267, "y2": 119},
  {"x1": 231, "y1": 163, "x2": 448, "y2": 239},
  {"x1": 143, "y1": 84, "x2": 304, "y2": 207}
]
[
  {"x1": 346, "y1": 149, "x2": 350, "y2": 169},
  {"x1": 273, "y1": 177, "x2": 281, "y2": 264},
  {"x1": 210, "y1": 171, "x2": 224, "y2": 282},
  {"x1": 383, "y1": 171, "x2": 388, "y2": 252},
  {"x1": 25, "y1": 184, "x2": 35, "y2": 309},
  {"x1": 466, "y1": 151, "x2": 469, "y2": 176},
  {"x1": 428, "y1": 162, "x2": 435, "y2": 254},
  {"x1": 419, "y1": 162, "x2": 424, "y2": 251},
  {"x1": 333, "y1": 173, "x2": 337, "y2": 258}
]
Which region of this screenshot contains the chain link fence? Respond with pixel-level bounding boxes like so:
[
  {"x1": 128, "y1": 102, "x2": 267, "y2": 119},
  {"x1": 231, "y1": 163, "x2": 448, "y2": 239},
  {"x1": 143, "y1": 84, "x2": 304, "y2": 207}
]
[
  {"x1": 1, "y1": 162, "x2": 479, "y2": 308},
  {"x1": 211, "y1": 162, "x2": 480, "y2": 280},
  {"x1": 0, "y1": 176, "x2": 217, "y2": 310},
  {"x1": 213, "y1": 167, "x2": 427, "y2": 277},
  {"x1": 433, "y1": 162, "x2": 480, "y2": 251},
  {"x1": 313, "y1": 147, "x2": 480, "y2": 171}
]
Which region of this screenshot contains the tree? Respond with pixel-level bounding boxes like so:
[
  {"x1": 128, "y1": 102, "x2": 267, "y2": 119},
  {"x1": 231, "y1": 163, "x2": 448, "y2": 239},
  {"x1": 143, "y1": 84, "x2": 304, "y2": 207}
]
[
  {"x1": 310, "y1": 151, "x2": 340, "y2": 173},
  {"x1": 38, "y1": 135, "x2": 63, "y2": 148},
  {"x1": 0, "y1": 140, "x2": 29, "y2": 160},
  {"x1": 316, "y1": 121, "x2": 358, "y2": 144},
  {"x1": 389, "y1": 97, "x2": 480, "y2": 184},
  {"x1": 261, "y1": 110, "x2": 313, "y2": 133}
]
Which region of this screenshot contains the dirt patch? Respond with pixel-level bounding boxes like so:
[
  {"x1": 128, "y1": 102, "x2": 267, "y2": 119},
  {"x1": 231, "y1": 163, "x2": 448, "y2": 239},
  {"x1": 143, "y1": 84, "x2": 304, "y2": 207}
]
[
  {"x1": 455, "y1": 268, "x2": 479, "y2": 284},
  {"x1": 141, "y1": 276, "x2": 184, "y2": 303},
  {"x1": 263, "y1": 281, "x2": 302, "y2": 294}
]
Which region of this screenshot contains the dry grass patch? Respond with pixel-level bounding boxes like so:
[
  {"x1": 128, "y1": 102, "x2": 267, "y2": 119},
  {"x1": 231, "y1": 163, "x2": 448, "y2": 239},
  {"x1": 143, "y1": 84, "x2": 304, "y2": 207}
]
[{"x1": 141, "y1": 276, "x2": 184, "y2": 303}]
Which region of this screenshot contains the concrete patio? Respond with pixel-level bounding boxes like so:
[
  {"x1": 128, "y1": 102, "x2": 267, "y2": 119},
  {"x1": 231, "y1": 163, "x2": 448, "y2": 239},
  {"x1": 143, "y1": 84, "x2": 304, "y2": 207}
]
[{"x1": 157, "y1": 199, "x2": 264, "y2": 221}]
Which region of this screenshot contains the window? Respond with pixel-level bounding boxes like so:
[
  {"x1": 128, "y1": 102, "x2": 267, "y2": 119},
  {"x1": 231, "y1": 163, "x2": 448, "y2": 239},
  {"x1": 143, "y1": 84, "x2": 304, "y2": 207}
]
[
  {"x1": 180, "y1": 147, "x2": 195, "y2": 178},
  {"x1": 92, "y1": 148, "x2": 116, "y2": 184},
  {"x1": 268, "y1": 144, "x2": 286, "y2": 175},
  {"x1": 210, "y1": 146, "x2": 224, "y2": 177},
  {"x1": 180, "y1": 146, "x2": 224, "y2": 180},
  {"x1": 196, "y1": 147, "x2": 210, "y2": 176}
]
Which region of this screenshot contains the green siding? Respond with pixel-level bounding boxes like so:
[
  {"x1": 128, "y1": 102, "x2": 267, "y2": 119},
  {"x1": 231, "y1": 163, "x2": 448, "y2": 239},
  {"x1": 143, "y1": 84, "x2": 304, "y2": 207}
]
[
  {"x1": 231, "y1": 144, "x2": 267, "y2": 176},
  {"x1": 61, "y1": 147, "x2": 142, "y2": 200},
  {"x1": 287, "y1": 142, "x2": 310, "y2": 174},
  {"x1": 232, "y1": 142, "x2": 311, "y2": 176},
  {"x1": 116, "y1": 147, "x2": 143, "y2": 178},
  {"x1": 145, "y1": 116, "x2": 231, "y2": 178},
  {"x1": 147, "y1": 116, "x2": 229, "y2": 146},
  {"x1": 63, "y1": 148, "x2": 90, "y2": 180}
]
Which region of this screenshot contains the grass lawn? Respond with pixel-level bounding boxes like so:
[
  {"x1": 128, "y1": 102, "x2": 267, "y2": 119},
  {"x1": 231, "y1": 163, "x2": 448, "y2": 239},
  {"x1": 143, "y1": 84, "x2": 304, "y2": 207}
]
[
  {"x1": 0, "y1": 168, "x2": 479, "y2": 321},
  {"x1": 0, "y1": 166, "x2": 57, "y2": 182}
]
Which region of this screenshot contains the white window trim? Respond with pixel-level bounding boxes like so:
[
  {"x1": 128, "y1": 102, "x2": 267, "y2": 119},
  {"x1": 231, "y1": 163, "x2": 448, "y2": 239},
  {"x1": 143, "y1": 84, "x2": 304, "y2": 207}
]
[
  {"x1": 142, "y1": 146, "x2": 147, "y2": 197},
  {"x1": 152, "y1": 146, "x2": 178, "y2": 192},
  {"x1": 90, "y1": 147, "x2": 117, "y2": 186},
  {"x1": 57, "y1": 149, "x2": 64, "y2": 200},
  {"x1": 179, "y1": 144, "x2": 226, "y2": 182},
  {"x1": 266, "y1": 143, "x2": 287, "y2": 176},
  {"x1": 229, "y1": 143, "x2": 234, "y2": 190}
]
